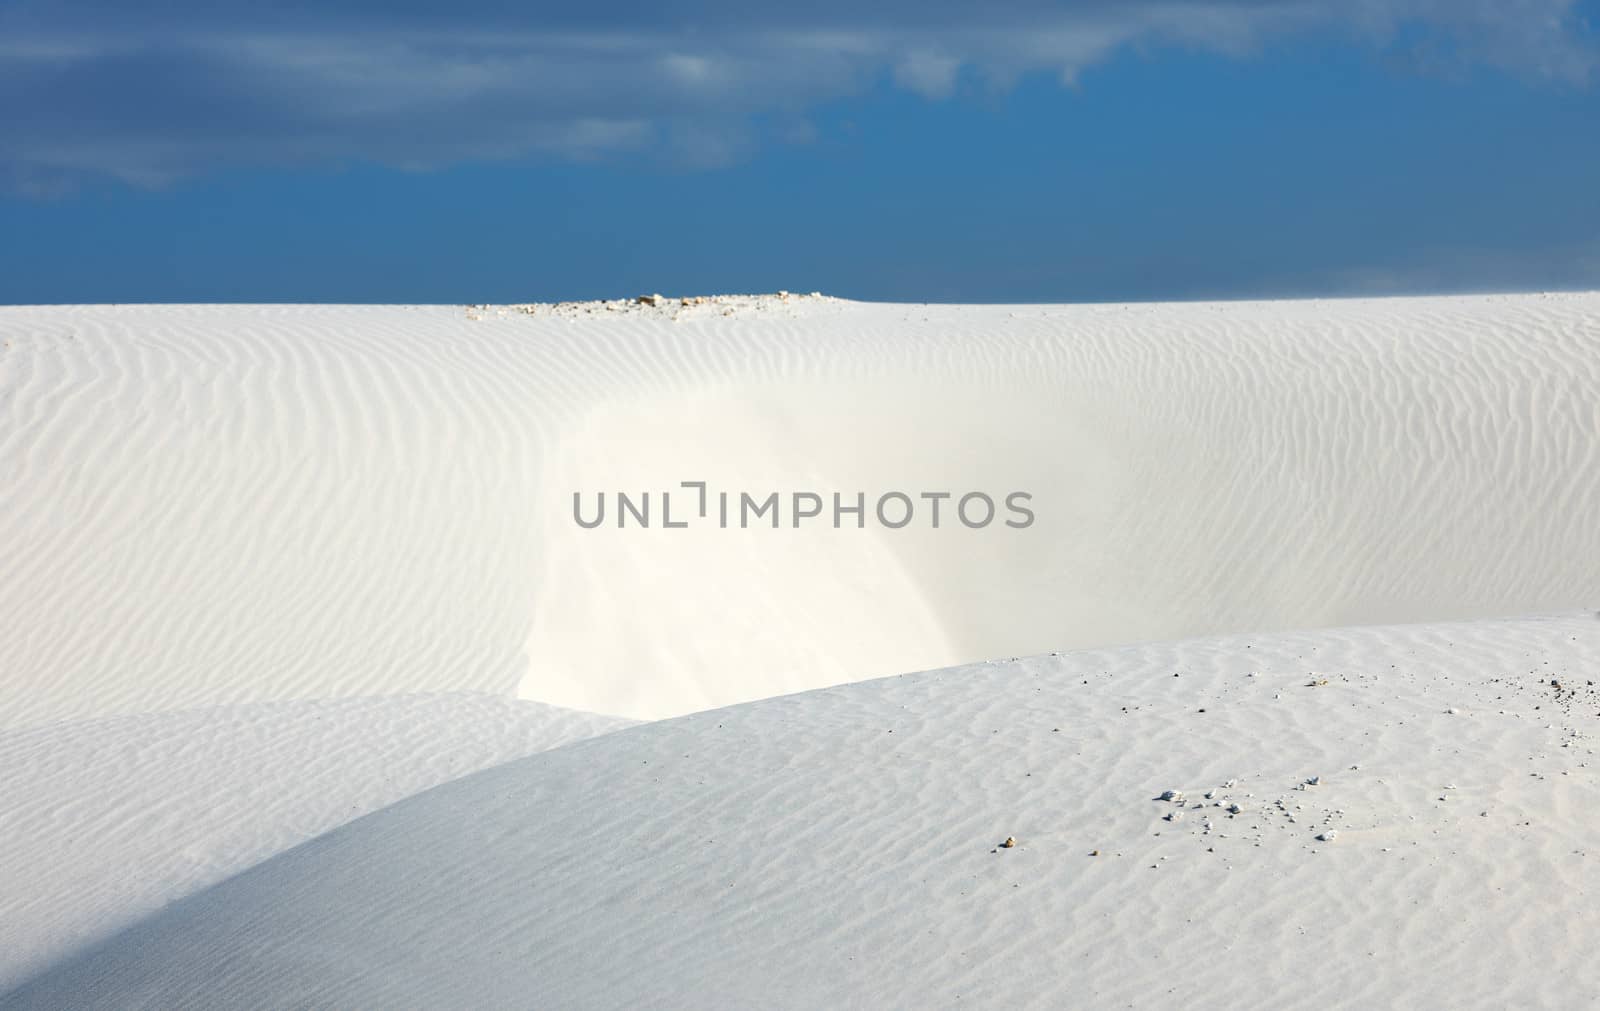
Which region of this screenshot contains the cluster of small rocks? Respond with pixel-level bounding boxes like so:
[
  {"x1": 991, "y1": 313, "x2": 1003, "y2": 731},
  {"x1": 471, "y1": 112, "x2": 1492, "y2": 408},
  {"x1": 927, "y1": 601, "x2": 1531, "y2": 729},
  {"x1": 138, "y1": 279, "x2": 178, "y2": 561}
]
[
  {"x1": 1148, "y1": 772, "x2": 1364, "y2": 853},
  {"x1": 464, "y1": 291, "x2": 831, "y2": 322},
  {"x1": 1153, "y1": 779, "x2": 1252, "y2": 841}
]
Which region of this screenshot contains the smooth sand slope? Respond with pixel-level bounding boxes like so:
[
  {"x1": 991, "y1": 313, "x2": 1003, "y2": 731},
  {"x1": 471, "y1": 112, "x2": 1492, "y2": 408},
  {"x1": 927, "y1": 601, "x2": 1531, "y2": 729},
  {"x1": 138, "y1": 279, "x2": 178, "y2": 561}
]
[
  {"x1": 0, "y1": 694, "x2": 632, "y2": 990},
  {"x1": 13, "y1": 614, "x2": 1600, "y2": 1009},
  {"x1": 3, "y1": 293, "x2": 1599, "y2": 725}
]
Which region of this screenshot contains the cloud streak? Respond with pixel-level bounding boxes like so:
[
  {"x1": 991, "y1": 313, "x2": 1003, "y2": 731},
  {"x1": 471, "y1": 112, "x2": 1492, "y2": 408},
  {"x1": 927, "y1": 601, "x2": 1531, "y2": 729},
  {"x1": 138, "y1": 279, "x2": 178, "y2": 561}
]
[{"x1": 1, "y1": 0, "x2": 1593, "y2": 187}]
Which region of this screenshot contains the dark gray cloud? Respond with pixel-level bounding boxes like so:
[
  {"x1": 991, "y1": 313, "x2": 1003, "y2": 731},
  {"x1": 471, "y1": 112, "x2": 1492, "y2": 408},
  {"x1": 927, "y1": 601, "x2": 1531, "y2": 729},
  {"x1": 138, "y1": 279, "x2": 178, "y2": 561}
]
[{"x1": 1, "y1": 0, "x2": 1593, "y2": 186}]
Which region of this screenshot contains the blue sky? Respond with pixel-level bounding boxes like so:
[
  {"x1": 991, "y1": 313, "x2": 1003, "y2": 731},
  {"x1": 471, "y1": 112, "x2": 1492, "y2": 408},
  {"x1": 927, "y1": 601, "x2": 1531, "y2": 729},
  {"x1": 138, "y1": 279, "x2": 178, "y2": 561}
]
[{"x1": 2, "y1": 0, "x2": 1597, "y2": 304}]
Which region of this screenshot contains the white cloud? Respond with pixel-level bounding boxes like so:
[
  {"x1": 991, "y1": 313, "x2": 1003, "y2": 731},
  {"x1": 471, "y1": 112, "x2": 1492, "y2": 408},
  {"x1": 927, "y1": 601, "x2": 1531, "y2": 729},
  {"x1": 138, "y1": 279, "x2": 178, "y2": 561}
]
[{"x1": 893, "y1": 50, "x2": 963, "y2": 98}]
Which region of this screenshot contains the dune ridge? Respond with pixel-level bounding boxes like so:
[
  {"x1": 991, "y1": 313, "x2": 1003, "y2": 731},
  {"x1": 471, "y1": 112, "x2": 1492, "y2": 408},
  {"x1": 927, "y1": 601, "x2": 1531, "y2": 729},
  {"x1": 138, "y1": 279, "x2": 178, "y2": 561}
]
[{"x1": 3, "y1": 293, "x2": 1598, "y2": 726}]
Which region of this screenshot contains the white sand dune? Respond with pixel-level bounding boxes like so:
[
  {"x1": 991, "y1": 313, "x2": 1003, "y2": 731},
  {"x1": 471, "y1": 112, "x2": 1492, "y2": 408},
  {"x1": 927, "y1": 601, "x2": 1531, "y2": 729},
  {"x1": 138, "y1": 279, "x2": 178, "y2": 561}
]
[
  {"x1": 3, "y1": 293, "x2": 1598, "y2": 725},
  {"x1": 0, "y1": 693, "x2": 631, "y2": 990},
  {"x1": 4, "y1": 294, "x2": 1599, "y2": 1006},
  {"x1": 11, "y1": 614, "x2": 1600, "y2": 1009}
]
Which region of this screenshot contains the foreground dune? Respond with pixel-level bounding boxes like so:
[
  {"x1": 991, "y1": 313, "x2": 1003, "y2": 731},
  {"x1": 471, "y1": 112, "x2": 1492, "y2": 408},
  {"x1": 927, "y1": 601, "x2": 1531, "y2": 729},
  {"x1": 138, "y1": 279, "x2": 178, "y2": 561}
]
[
  {"x1": 3, "y1": 293, "x2": 1598, "y2": 724},
  {"x1": 11, "y1": 614, "x2": 1599, "y2": 1009}
]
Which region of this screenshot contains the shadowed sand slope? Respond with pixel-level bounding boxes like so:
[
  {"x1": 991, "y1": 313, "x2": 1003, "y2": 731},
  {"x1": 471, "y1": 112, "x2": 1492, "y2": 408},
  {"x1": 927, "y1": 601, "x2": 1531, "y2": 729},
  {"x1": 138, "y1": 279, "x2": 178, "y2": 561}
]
[
  {"x1": 0, "y1": 694, "x2": 633, "y2": 990},
  {"x1": 3, "y1": 294, "x2": 1598, "y2": 725},
  {"x1": 13, "y1": 614, "x2": 1600, "y2": 1009}
]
